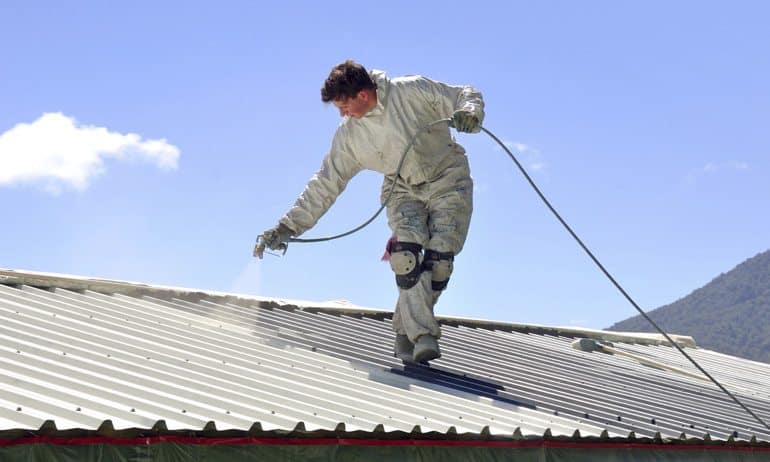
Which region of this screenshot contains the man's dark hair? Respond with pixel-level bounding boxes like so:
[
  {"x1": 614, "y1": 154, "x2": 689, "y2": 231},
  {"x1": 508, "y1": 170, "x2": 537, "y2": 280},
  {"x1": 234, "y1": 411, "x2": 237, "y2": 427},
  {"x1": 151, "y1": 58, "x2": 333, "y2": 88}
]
[{"x1": 321, "y1": 60, "x2": 377, "y2": 102}]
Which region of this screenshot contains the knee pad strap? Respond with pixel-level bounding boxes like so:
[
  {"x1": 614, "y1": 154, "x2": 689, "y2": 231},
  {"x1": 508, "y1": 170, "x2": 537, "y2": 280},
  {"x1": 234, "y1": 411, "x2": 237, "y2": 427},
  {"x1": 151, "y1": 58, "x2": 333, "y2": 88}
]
[{"x1": 424, "y1": 249, "x2": 454, "y2": 291}]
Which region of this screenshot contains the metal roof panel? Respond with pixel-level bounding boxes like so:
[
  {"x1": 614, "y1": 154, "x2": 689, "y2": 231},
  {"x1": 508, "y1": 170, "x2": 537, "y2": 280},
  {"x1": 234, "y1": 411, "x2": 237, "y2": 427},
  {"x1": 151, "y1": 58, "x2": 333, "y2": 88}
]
[{"x1": 1, "y1": 269, "x2": 768, "y2": 444}]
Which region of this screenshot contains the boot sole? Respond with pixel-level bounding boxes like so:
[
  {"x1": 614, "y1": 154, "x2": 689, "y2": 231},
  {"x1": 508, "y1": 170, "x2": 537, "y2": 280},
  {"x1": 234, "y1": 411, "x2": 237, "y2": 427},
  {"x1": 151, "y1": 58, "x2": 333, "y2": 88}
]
[{"x1": 413, "y1": 349, "x2": 440, "y2": 363}]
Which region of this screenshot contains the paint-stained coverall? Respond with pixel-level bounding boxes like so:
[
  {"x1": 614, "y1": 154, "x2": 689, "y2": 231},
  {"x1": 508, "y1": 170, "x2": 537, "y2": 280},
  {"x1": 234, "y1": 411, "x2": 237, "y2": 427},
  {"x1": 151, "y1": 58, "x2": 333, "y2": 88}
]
[{"x1": 276, "y1": 70, "x2": 484, "y2": 342}]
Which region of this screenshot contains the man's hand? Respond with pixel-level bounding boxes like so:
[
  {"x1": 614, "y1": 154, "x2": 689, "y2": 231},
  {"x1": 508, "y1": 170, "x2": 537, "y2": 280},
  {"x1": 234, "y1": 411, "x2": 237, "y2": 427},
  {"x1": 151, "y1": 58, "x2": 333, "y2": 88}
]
[
  {"x1": 254, "y1": 223, "x2": 295, "y2": 259},
  {"x1": 451, "y1": 110, "x2": 481, "y2": 133}
]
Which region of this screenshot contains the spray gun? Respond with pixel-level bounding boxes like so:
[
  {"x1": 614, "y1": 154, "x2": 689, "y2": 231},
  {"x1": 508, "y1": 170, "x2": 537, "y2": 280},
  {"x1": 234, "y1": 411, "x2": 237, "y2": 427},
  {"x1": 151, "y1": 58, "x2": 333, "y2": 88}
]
[{"x1": 253, "y1": 236, "x2": 288, "y2": 259}]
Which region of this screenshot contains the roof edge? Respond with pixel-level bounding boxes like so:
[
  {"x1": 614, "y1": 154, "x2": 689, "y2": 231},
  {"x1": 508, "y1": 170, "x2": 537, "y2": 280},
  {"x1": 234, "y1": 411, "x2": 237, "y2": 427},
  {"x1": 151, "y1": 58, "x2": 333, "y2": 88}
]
[
  {"x1": 0, "y1": 268, "x2": 695, "y2": 348},
  {"x1": 0, "y1": 268, "x2": 384, "y2": 311},
  {"x1": 436, "y1": 316, "x2": 696, "y2": 348}
]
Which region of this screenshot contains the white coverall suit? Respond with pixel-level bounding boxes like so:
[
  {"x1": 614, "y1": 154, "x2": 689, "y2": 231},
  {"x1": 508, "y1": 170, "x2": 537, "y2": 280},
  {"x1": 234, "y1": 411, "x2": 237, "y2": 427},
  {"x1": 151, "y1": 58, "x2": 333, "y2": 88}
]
[{"x1": 278, "y1": 70, "x2": 484, "y2": 343}]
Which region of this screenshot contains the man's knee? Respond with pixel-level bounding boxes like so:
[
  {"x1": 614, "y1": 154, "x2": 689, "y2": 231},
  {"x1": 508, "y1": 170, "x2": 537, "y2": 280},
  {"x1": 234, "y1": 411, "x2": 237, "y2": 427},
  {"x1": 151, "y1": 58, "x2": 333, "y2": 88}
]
[
  {"x1": 389, "y1": 241, "x2": 423, "y2": 289},
  {"x1": 423, "y1": 249, "x2": 454, "y2": 291}
]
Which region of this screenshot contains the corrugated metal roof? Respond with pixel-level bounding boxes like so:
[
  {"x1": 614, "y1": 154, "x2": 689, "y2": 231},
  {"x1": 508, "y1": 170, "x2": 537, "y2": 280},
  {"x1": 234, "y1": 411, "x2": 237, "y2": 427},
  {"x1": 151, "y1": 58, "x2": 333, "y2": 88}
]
[{"x1": 1, "y1": 269, "x2": 769, "y2": 443}]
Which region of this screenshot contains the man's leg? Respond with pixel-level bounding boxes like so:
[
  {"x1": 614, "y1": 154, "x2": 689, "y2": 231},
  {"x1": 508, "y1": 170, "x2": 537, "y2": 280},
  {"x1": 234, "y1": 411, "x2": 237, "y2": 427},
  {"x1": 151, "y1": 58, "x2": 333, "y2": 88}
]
[
  {"x1": 422, "y1": 173, "x2": 473, "y2": 321},
  {"x1": 392, "y1": 270, "x2": 442, "y2": 363},
  {"x1": 386, "y1": 198, "x2": 441, "y2": 361}
]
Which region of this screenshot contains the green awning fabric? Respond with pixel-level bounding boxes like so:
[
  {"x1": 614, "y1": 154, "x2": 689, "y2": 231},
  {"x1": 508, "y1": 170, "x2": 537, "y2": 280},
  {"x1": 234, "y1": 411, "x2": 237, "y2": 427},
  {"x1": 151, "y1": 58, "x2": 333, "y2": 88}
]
[{"x1": 2, "y1": 438, "x2": 770, "y2": 461}]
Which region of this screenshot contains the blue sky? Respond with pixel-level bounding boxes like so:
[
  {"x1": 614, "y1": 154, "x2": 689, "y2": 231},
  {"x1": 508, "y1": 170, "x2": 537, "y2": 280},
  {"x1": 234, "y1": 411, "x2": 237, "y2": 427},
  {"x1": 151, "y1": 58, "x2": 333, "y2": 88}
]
[{"x1": 2, "y1": 1, "x2": 768, "y2": 330}]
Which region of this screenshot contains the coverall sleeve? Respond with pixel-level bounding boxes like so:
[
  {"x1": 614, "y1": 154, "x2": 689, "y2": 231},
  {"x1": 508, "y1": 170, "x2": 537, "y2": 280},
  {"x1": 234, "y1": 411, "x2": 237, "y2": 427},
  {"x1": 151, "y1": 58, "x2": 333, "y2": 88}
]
[
  {"x1": 279, "y1": 129, "x2": 363, "y2": 236},
  {"x1": 412, "y1": 76, "x2": 485, "y2": 124}
]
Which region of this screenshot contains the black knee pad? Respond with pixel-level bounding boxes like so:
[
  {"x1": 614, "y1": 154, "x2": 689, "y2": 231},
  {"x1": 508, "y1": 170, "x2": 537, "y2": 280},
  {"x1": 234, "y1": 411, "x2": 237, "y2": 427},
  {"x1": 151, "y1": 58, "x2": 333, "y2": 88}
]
[
  {"x1": 389, "y1": 242, "x2": 423, "y2": 289},
  {"x1": 423, "y1": 249, "x2": 454, "y2": 291}
]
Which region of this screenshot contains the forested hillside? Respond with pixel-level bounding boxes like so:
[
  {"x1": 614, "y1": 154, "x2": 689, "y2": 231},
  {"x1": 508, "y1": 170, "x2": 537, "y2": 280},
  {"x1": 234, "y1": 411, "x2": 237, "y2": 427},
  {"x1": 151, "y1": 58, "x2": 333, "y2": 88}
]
[{"x1": 608, "y1": 249, "x2": 770, "y2": 363}]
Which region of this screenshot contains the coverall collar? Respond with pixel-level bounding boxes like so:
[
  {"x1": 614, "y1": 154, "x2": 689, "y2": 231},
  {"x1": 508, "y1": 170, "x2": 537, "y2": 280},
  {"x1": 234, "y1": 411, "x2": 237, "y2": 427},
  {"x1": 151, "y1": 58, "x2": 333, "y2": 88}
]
[{"x1": 364, "y1": 70, "x2": 389, "y2": 118}]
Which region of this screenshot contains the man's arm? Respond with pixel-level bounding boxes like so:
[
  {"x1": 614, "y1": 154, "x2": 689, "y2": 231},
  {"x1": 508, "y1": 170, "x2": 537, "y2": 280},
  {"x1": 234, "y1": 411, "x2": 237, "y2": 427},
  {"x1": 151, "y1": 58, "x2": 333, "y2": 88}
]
[
  {"x1": 255, "y1": 129, "x2": 362, "y2": 258},
  {"x1": 279, "y1": 130, "x2": 363, "y2": 235},
  {"x1": 412, "y1": 76, "x2": 485, "y2": 132}
]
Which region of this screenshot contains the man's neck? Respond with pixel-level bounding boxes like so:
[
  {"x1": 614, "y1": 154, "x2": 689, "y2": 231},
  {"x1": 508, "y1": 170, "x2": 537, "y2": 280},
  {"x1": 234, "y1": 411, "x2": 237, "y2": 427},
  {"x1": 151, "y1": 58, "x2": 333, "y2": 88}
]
[{"x1": 365, "y1": 89, "x2": 378, "y2": 113}]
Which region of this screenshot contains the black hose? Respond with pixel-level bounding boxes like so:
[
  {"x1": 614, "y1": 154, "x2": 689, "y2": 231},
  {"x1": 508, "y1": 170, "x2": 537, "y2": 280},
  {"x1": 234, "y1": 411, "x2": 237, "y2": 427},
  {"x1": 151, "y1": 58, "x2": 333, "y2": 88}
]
[
  {"x1": 287, "y1": 119, "x2": 770, "y2": 432},
  {"x1": 480, "y1": 125, "x2": 770, "y2": 433}
]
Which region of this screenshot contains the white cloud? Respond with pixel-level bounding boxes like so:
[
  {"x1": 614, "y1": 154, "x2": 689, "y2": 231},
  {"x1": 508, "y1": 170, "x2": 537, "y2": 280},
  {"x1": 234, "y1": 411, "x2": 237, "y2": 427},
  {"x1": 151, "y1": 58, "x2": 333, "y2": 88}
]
[
  {"x1": 0, "y1": 112, "x2": 180, "y2": 193},
  {"x1": 700, "y1": 161, "x2": 750, "y2": 174},
  {"x1": 499, "y1": 140, "x2": 547, "y2": 172},
  {"x1": 732, "y1": 161, "x2": 749, "y2": 170},
  {"x1": 685, "y1": 160, "x2": 750, "y2": 184}
]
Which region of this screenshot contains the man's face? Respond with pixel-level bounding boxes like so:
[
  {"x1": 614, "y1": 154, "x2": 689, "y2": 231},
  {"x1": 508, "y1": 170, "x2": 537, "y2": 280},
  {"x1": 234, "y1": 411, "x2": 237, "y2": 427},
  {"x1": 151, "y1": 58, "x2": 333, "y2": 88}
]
[{"x1": 332, "y1": 91, "x2": 371, "y2": 119}]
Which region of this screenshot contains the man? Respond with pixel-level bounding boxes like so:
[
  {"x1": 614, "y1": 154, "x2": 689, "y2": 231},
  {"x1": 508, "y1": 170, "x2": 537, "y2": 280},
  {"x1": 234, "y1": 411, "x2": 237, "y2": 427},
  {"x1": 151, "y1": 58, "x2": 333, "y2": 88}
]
[{"x1": 255, "y1": 60, "x2": 484, "y2": 363}]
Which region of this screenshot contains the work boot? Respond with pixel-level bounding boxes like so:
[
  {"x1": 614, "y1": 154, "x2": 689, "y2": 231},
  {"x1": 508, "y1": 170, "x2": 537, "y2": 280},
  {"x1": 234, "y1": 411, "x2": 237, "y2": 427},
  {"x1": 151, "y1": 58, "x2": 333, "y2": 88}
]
[
  {"x1": 393, "y1": 334, "x2": 414, "y2": 361},
  {"x1": 413, "y1": 335, "x2": 441, "y2": 363}
]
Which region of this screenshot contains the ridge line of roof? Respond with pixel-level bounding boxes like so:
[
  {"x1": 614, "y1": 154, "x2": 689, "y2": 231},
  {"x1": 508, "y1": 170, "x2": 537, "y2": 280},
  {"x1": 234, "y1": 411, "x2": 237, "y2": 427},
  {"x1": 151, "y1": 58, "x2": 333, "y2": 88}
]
[{"x1": 0, "y1": 268, "x2": 695, "y2": 348}]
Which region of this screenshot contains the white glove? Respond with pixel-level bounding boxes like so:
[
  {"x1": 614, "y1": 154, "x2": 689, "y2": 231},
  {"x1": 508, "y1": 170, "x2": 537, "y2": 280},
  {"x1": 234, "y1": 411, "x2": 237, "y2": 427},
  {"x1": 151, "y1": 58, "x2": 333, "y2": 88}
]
[{"x1": 451, "y1": 110, "x2": 481, "y2": 133}]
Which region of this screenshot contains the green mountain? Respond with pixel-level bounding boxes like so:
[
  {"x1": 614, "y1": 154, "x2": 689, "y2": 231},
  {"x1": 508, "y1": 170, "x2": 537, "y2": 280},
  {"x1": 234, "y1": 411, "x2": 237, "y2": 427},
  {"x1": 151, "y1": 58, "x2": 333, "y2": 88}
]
[{"x1": 607, "y1": 249, "x2": 770, "y2": 364}]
